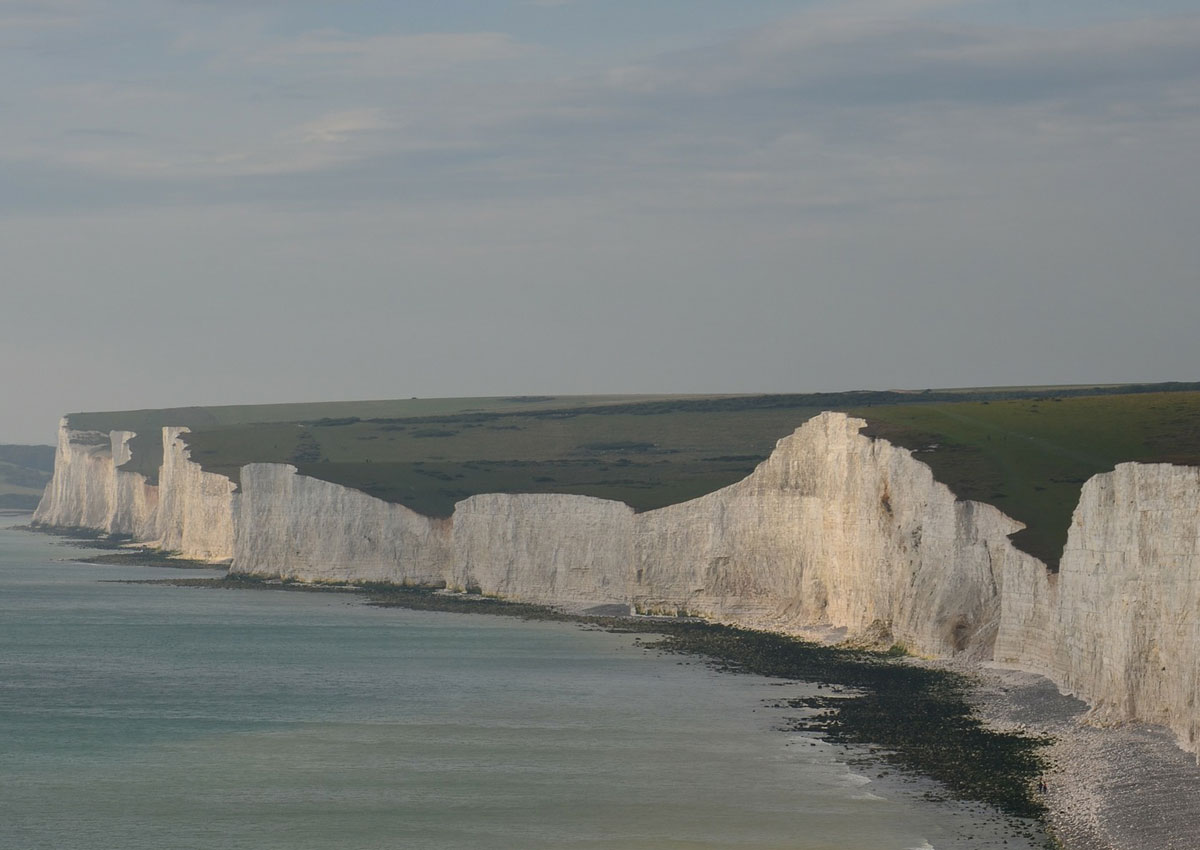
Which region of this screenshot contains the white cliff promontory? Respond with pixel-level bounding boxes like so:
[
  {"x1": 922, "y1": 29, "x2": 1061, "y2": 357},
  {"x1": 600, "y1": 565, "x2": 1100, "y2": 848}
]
[
  {"x1": 31, "y1": 409, "x2": 1200, "y2": 755},
  {"x1": 997, "y1": 463, "x2": 1200, "y2": 752},
  {"x1": 632, "y1": 412, "x2": 1030, "y2": 658},
  {"x1": 151, "y1": 427, "x2": 235, "y2": 562},
  {"x1": 107, "y1": 430, "x2": 159, "y2": 541},
  {"x1": 34, "y1": 419, "x2": 120, "y2": 531},
  {"x1": 34, "y1": 420, "x2": 234, "y2": 563}
]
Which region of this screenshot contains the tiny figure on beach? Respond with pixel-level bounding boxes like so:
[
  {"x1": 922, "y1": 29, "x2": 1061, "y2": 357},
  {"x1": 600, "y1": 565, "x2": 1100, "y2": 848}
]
[{"x1": 1037, "y1": 779, "x2": 1048, "y2": 794}]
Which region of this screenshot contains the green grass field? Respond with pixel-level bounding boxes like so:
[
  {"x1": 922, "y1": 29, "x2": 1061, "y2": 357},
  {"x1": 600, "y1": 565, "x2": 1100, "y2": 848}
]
[
  {"x1": 181, "y1": 402, "x2": 836, "y2": 516},
  {"x1": 850, "y1": 391, "x2": 1200, "y2": 566},
  {"x1": 65, "y1": 382, "x2": 1200, "y2": 567},
  {"x1": 67, "y1": 395, "x2": 694, "y2": 481}
]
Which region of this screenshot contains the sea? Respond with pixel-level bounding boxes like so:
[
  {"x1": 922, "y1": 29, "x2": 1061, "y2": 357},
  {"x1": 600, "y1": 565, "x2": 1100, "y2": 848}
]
[{"x1": 0, "y1": 515, "x2": 1044, "y2": 850}]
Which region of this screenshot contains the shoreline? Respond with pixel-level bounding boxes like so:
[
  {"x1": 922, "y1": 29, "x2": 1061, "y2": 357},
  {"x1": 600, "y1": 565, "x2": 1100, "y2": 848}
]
[
  {"x1": 129, "y1": 567, "x2": 1200, "y2": 849},
  {"x1": 136, "y1": 573, "x2": 1053, "y2": 846},
  {"x1": 0, "y1": 522, "x2": 1056, "y2": 850},
  {"x1": 19, "y1": 481, "x2": 1200, "y2": 849},
  {"x1": 47, "y1": 520, "x2": 1200, "y2": 848},
  {"x1": 969, "y1": 667, "x2": 1200, "y2": 849}
]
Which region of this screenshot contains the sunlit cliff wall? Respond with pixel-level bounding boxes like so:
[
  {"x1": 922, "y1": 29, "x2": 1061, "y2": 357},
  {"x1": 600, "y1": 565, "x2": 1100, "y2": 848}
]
[
  {"x1": 234, "y1": 462, "x2": 450, "y2": 584},
  {"x1": 34, "y1": 419, "x2": 119, "y2": 531},
  {"x1": 451, "y1": 493, "x2": 635, "y2": 608},
  {"x1": 995, "y1": 462, "x2": 1200, "y2": 752},
  {"x1": 152, "y1": 427, "x2": 235, "y2": 562},
  {"x1": 630, "y1": 412, "x2": 1028, "y2": 659},
  {"x1": 106, "y1": 430, "x2": 159, "y2": 541},
  {"x1": 35, "y1": 421, "x2": 233, "y2": 563}
]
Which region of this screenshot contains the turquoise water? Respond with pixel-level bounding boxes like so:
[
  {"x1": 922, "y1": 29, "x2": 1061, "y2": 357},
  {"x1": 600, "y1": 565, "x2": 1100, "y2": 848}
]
[{"x1": 0, "y1": 517, "x2": 1041, "y2": 849}]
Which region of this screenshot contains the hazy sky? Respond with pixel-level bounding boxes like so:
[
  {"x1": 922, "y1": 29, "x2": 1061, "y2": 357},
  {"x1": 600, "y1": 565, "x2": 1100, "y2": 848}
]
[{"x1": 2, "y1": 0, "x2": 1198, "y2": 443}]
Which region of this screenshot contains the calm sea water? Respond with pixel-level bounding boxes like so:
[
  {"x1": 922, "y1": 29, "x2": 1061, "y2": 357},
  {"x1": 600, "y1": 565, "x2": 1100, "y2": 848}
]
[{"x1": 0, "y1": 516, "x2": 1042, "y2": 850}]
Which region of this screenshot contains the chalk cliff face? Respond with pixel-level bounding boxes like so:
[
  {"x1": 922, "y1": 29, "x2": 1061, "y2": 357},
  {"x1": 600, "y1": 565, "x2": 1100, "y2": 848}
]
[
  {"x1": 107, "y1": 430, "x2": 159, "y2": 541},
  {"x1": 996, "y1": 463, "x2": 1200, "y2": 751},
  {"x1": 227, "y1": 414, "x2": 1011, "y2": 656},
  {"x1": 451, "y1": 493, "x2": 634, "y2": 607},
  {"x1": 152, "y1": 428, "x2": 235, "y2": 562},
  {"x1": 34, "y1": 419, "x2": 119, "y2": 530},
  {"x1": 31, "y1": 410, "x2": 1200, "y2": 754},
  {"x1": 235, "y1": 462, "x2": 450, "y2": 584},
  {"x1": 632, "y1": 412, "x2": 1024, "y2": 658},
  {"x1": 34, "y1": 421, "x2": 233, "y2": 563}
]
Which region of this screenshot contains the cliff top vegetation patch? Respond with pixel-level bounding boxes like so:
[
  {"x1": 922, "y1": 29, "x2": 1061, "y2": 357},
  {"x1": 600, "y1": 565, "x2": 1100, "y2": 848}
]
[
  {"x1": 69, "y1": 395, "x2": 676, "y2": 483},
  {"x1": 180, "y1": 399, "x2": 838, "y2": 516},
  {"x1": 852, "y1": 390, "x2": 1200, "y2": 567}
]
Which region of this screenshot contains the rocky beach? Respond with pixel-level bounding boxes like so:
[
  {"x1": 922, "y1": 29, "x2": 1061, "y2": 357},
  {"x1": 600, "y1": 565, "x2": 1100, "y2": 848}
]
[{"x1": 971, "y1": 666, "x2": 1200, "y2": 849}]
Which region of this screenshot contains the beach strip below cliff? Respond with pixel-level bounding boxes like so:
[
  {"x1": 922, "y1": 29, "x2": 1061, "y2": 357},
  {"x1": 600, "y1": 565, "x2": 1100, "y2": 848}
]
[{"x1": 970, "y1": 667, "x2": 1200, "y2": 850}]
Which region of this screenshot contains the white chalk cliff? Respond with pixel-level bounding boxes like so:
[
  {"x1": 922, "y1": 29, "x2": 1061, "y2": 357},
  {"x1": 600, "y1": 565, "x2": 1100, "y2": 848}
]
[
  {"x1": 34, "y1": 421, "x2": 234, "y2": 562},
  {"x1": 629, "y1": 414, "x2": 1026, "y2": 659},
  {"x1": 995, "y1": 462, "x2": 1200, "y2": 754},
  {"x1": 35, "y1": 422, "x2": 124, "y2": 532},
  {"x1": 32, "y1": 412, "x2": 1200, "y2": 754},
  {"x1": 451, "y1": 493, "x2": 635, "y2": 608},
  {"x1": 235, "y1": 462, "x2": 450, "y2": 584}
]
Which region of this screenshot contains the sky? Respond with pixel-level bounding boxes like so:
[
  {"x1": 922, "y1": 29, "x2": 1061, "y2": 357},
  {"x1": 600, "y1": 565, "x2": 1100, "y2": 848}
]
[{"x1": 2, "y1": 0, "x2": 1198, "y2": 443}]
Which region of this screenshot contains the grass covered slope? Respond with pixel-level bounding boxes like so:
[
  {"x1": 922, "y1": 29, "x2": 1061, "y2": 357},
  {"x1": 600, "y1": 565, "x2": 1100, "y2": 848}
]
[
  {"x1": 0, "y1": 444, "x2": 55, "y2": 509},
  {"x1": 65, "y1": 382, "x2": 1200, "y2": 565},
  {"x1": 68, "y1": 395, "x2": 673, "y2": 482},
  {"x1": 851, "y1": 391, "x2": 1200, "y2": 567},
  {"x1": 180, "y1": 396, "x2": 837, "y2": 516}
]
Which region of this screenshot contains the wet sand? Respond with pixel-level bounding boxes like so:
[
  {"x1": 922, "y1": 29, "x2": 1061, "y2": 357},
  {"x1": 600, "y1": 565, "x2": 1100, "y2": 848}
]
[{"x1": 970, "y1": 667, "x2": 1200, "y2": 849}]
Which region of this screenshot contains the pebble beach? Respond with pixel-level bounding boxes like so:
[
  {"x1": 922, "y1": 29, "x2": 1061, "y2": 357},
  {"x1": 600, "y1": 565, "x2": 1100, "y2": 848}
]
[{"x1": 970, "y1": 667, "x2": 1200, "y2": 849}]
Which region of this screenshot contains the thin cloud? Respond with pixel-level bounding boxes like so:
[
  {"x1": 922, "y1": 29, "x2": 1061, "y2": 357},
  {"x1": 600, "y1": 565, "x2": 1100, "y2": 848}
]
[
  {"x1": 0, "y1": 0, "x2": 83, "y2": 30},
  {"x1": 248, "y1": 29, "x2": 534, "y2": 77},
  {"x1": 602, "y1": 13, "x2": 1200, "y2": 106},
  {"x1": 296, "y1": 108, "x2": 388, "y2": 146},
  {"x1": 3, "y1": 2, "x2": 1199, "y2": 444},
  {"x1": 5, "y1": 3, "x2": 1200, "y2": 213}
]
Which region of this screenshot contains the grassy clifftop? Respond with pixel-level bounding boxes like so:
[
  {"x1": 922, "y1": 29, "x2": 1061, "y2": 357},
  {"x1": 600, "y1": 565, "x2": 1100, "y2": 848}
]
[
  {"x1": 852, "y1": 391, "x2": 1200, "y2": 567},
  {"x1": 65, "y1": 382, "x2": 1200, "y2": 566}
]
